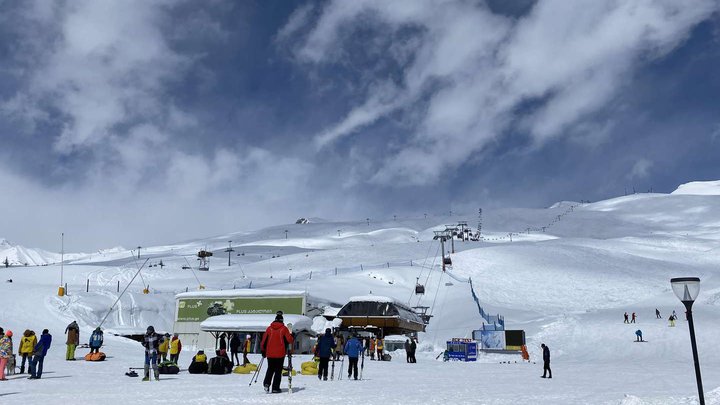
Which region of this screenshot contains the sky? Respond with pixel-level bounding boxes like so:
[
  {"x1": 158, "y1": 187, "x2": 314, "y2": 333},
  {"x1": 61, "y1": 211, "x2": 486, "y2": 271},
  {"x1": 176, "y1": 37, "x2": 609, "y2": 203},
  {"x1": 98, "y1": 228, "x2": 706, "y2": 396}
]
[{"x1": 0, "y1": 0, "x2": 719, "y2": 252}]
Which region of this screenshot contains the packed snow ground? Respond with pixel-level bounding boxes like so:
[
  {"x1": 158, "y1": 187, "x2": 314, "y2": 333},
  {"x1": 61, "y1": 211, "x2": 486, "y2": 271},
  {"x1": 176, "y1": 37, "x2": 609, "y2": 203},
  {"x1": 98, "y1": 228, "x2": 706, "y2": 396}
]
[{"x1": 2, "y1": 181, "x2": 720, "y2": 404}]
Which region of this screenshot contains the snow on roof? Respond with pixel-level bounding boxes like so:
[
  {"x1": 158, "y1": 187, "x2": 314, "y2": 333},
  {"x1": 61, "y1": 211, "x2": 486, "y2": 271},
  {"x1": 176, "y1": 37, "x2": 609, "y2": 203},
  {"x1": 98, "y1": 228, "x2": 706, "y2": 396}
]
[
  {"x1": 384, "y1": 334, "x2": 410, "y2": 342},
  {"x1": 671, "y1": 180, "x2": 720, "y2": 195},
  {"x1": 200, "y1": 314, "x2": 314, "y2": 334},
  {"x1": 348, "y1": 295, "x2": 394, "y2": 303},
  {"x1": 176, "y1": 289, "x2": 305, "y2": 300},
  {"x1": 322, "y1": 306, "x2": 341, "y2": 317}
]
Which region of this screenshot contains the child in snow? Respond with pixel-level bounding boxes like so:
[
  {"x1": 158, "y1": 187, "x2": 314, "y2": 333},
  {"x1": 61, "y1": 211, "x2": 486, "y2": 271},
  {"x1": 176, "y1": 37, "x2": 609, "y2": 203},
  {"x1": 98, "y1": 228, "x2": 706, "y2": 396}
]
[{"x1": 0, "y1": 330, "x2": 14, "y2": 381}]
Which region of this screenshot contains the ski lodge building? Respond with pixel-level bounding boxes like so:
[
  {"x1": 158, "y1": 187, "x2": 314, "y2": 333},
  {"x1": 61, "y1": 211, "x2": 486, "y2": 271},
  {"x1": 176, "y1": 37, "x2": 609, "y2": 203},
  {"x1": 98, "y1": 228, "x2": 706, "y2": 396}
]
[{"x1": 173, "y1": 289, "x2": 309, "y2": 350}]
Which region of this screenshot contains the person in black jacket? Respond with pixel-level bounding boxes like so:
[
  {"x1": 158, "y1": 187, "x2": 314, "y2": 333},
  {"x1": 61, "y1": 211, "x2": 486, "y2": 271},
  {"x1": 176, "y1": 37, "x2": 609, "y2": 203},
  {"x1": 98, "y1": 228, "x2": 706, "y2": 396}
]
[
  {"x1": 219, "y1": 333, "x2": 227, "y2": 354},
  {"x1": 315, "y1": 328, "x2": 336, "y2": 381},
  {"x1": 208, "y1": 349, "x2": 232, "y2": 374},
  {"x1": 409, "y1": 338, "x2": 417, "y2": 363},
  {"x1": 229, "y1": 333, "x2": 241, "y2": 366},
  {"x1": 541, "y1": 343, "x2": 552, "y2": 379},
  {"x1": 404, "y1": 339, "x2": 411, "y2": 363}
]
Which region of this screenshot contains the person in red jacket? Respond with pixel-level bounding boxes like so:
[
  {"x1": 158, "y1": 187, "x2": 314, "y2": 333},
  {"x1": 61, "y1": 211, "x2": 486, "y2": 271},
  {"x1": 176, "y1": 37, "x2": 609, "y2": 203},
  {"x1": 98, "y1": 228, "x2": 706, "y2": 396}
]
[{"x1": 260, "y1": 311, "x2": 294, "y2": 393}]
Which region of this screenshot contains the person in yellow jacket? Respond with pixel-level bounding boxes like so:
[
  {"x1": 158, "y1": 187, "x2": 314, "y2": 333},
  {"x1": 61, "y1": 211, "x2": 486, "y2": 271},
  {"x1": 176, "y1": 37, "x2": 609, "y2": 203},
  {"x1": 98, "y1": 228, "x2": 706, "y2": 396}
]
[
  {"x1": 242, "y1": 335, "x2": 251, "y2": 366},
  {"x1": 169, "y1": 333, "x2": 182, "y2": 363},
  {"x1": 377, "y1": 338, "x2": 384, "y2": 361},
  {"x1": 158, "y1": 333, "x2": 170, "y2": 362},
  {"x1": 19, "y1": 330, "x2": 37, "y2": 374}
]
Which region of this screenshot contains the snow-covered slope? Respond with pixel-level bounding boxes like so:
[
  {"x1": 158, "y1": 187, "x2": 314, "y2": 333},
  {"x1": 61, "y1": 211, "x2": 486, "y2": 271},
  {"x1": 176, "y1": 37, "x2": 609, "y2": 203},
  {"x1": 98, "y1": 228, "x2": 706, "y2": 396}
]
[{"x1": 2, "y1": 183, "x2": 720, "y2": 404}]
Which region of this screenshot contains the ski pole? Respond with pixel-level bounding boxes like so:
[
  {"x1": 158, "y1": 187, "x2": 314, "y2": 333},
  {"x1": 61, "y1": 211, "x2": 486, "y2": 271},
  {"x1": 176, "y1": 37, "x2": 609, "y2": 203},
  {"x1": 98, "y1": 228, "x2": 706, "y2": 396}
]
[
  {"x1": 360, "y1": 349, "x2": 365, "y2": 380},
  {"x1": 331, "y1": 354, "x2": 336, "y2": 380},
  {"x1": 287, "y1": 351, "x2": 293, "y2": 395},
  {"x1": 250, "y1": 357, "x2": 264, "y2": 386},
  {"x1": 339, "y1": 355, "x2": 344, "y2": 380}
]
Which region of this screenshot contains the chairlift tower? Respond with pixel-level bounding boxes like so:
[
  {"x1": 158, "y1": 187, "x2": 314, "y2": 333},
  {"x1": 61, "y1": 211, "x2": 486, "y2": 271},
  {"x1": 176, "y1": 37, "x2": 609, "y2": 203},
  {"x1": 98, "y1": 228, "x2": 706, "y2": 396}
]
[
  {"x1": 445, "y1": 225, "x2": 459, "y2": 253},
  {"x1": 457, "y1": 221, "x2": 468, "y2": 241},
  {"x1": 225, "y1": 241, "x2": 234, "y2": 267},
  {"x1": 198, "y1": 249, "x2": 213, "y2": 271},
  {"x1": 433, "y1": 230, "x2": 451, "y2": 272}
]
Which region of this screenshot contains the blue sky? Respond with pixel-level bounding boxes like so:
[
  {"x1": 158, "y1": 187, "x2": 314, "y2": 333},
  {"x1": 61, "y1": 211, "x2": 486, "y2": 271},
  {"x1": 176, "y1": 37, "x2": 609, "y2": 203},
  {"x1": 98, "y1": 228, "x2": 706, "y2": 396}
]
[{"x1": 0, "y1": 0, "x2": 719, "y2": 251}]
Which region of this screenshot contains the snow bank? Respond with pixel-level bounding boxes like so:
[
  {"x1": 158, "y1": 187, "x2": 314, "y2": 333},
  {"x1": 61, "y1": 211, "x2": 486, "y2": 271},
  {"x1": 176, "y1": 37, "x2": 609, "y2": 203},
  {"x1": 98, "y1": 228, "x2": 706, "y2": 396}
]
[{"x1": 671, "y1": 180, "x2": 720, "y2": 195}]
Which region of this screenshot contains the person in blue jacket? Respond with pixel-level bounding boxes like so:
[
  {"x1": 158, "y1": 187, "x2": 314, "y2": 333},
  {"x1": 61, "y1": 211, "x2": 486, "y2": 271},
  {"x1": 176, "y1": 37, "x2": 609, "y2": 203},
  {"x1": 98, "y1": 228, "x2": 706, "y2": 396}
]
[
  {"x1": 89, "y1": 327, "x2": 104, "y2": 354},
  {"x1": 315, "y1": 328, "x2": 336, "y2": 381},
  {"x1": 343, "y1": 334, "x2": 364, "y2": 380},
  {"x1": 540, "y1": 343, "x2": 551, "y2": 379},
  {"x1": 29, "y1": 329, "x2": 52, "y2": 380}
]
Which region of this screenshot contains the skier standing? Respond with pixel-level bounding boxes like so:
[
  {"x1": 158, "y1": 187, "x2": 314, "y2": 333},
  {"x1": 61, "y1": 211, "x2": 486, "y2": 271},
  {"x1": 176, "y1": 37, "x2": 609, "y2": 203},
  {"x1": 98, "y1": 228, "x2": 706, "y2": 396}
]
[
  {"x1": 229, "y1": 333, "x2": 241, "y2": 366},
  {"x1": 409, "y1": 338, "x2": 417, "y2": 363},
  {"x1": 142, "y1": 326, "x2": 160, "y2": 381},
  {"x1": 19, "y1": 330, "x2": 37, "y2": 374},
  {"x1": 540, "y1": 343, "x2": 552, "y2": 379},
  {"x1": 169, "y1": 333, "x2": 182, "y2": 363},
  {"x1": 158, "y1": 333, "x2": 170, "y2": 362},
  {"x1": 65, "y1": 321, "x2": 79, "y2": 360},
  {"x1": 316, "y1": 328, "x2": 336, "y2": 381},
  {"x1": 260, "y1": 312, "x2": 294, "y2": 393},
  {"x1": 344, "y1": 334, "x2": 364, "y2": 380},
  {"x1": 89, "y1": 327, "x2": 103, "y2": 354},
  {"x1": 243, "y1": 334, "x2": 252, "y2": 366},
  {"x1": 28, "y1": 329, "x2": 51, "y2": 379}
]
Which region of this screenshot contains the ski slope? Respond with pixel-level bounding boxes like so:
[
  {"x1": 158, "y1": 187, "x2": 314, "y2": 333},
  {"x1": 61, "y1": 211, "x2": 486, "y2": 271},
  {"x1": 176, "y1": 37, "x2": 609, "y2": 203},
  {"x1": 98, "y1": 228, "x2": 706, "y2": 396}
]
[{"x1": 2, "y1": 181, "x2": 720, "y2": 404}]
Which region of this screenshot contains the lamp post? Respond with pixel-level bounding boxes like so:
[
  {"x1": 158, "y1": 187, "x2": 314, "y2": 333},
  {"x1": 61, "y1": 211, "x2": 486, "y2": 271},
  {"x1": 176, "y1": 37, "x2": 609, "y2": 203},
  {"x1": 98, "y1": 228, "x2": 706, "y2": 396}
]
[
  {"x1": 671, "y1": 277, "x2": 704, "y2": 405},
  {"x1": 137, "y1": 246, "x2": 142, "y2": 259}
]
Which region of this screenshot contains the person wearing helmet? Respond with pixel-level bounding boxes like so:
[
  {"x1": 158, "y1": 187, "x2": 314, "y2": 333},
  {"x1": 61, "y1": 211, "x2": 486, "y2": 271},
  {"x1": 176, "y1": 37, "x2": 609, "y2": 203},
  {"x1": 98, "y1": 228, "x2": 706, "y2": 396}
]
[
  {"x1": 243, "y1": 334, "x2": 252, "y2": 366},
  {"x1": 0, "y1": 330, "x2": 14, "y2": 381},
  {"x1": 141, "y1": 326, "x2": 160, "y2": 381},
  {"x1": 316, "y1": 328, "x2": 336, "y2": 381}
]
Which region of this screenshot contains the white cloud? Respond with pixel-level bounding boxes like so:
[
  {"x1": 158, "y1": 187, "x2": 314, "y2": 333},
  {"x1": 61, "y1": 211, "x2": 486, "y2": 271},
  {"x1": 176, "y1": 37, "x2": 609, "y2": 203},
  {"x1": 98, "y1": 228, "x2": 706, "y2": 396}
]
[
  {"x1": 285, "y1": 0, "x2": 719, "y2": 185},
  {"x1": 628, "y1": 158, "x2": 654, "y2": 180}
]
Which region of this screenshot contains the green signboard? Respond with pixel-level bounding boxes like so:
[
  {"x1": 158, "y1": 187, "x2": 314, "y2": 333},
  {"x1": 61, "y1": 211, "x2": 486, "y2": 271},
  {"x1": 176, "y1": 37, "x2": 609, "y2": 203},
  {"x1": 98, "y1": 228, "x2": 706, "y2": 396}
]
[{"x1": 176, "y1": 296, "x2": 304, "y2": 322}]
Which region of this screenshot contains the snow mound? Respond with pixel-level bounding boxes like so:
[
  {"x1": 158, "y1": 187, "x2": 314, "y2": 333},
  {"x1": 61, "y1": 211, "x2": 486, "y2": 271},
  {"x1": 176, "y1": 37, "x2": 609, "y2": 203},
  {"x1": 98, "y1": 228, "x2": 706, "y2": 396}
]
[{"x1": 671, "y1": 180, "x2": 720, "y2": 195}]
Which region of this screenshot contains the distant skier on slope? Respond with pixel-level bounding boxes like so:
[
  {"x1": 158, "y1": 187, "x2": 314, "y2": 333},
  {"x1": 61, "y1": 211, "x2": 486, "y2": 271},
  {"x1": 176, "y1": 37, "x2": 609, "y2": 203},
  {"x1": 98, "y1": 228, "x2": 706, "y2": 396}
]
[
  {"x1": 623, "y1": 312, "x2": 629, "y2": 324},
  {"x1": 631, "y1": 312, "x2": 637, "y2": 323},
  {"x1": 635, "y1": 330, "x2": 644, "y2": 342},
  {"x1": 655, "y1": 308, "x2": 661, "y2": 319},
  {"x1": 540, "y1": 343, "x2": 552, "y2": 379}
]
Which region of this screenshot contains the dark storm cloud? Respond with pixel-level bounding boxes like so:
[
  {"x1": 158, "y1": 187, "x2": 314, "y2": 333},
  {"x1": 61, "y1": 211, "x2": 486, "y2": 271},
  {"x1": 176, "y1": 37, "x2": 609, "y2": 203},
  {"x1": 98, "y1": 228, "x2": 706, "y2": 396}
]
[{"x1": 0, "y1": 0, "x2": 718, "y2": 251}]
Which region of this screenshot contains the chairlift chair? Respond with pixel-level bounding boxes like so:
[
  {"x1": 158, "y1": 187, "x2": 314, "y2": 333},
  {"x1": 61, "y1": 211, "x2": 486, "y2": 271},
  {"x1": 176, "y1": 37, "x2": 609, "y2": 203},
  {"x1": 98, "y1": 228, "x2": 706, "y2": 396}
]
[
  {"x1": 443, "y1": 257, "x2": 452, "y2": 266},
  {"x1": 415, "y1": 284, "x2": 425, "y2": 295}
]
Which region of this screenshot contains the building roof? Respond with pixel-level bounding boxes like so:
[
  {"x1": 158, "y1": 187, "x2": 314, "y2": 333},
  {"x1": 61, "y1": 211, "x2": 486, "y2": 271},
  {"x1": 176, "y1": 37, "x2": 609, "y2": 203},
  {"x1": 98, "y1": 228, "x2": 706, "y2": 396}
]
[
  {"x1": 176, "y1": 289, "x2": 305, "y2": 300},
  {"x1": 348, "y1": 295, "x2": 394, "y2": 303},
  {"x1": 200, "y1": 314, "x2": 314, "y2": 334}
]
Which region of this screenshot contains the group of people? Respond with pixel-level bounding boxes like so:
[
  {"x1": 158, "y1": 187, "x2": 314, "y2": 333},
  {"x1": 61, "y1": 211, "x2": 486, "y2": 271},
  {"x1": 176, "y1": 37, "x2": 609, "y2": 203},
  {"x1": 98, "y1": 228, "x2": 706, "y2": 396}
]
[
  {"x1": 186, "y1": 333, "x2": 253, "y2": 375},
  {"x1": 0, "y1": 326, "x2": 52, "y2": 380},
  {"x1": 157, "y1": 332, "x2": 182, "y2": 363},
  {"x1": 365, "y1": 337, "x2": 385, "y2": 360},
  {"x1": 404, "y1": 338, "x2": 417, "y2": 363}
]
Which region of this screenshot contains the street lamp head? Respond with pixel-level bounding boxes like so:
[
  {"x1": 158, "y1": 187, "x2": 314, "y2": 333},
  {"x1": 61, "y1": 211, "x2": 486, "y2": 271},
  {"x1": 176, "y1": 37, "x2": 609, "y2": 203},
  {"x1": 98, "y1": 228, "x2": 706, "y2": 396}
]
[{"x1": 671, "y1": 277, "x2": 701, "y2": 303}]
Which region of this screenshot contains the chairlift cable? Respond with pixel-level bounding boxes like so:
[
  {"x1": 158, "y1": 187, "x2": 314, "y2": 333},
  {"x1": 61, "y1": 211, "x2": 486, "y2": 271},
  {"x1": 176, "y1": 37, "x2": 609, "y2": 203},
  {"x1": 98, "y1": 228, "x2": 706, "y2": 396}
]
[
  {"x1": 183, "y1": 256, "x2": 204, "y2": 289},
  {"x1": 98, "y1": 258, "x2": 149, "y2": 329}
]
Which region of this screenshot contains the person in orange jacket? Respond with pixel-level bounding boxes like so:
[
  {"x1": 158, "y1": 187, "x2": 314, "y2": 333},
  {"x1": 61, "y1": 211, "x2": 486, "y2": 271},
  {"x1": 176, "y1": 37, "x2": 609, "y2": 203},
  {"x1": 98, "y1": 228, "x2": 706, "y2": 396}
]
[
  {"x1": 260, "y1": 312, "x2": 294, "y2": 393},
  {"x1": 369, "y1": 338, "x2": 376, "y2": 360}
]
